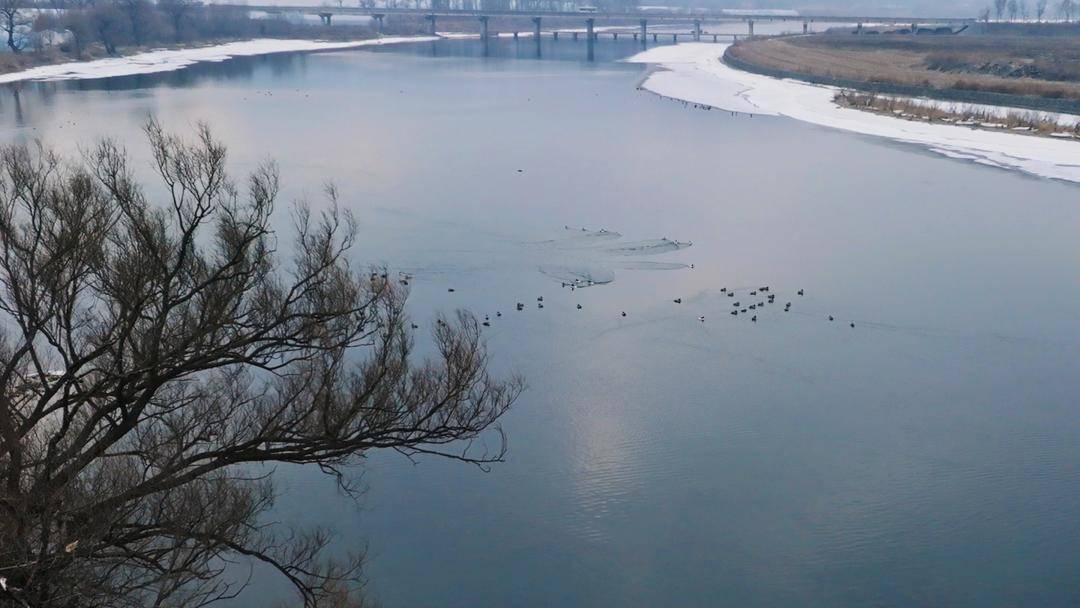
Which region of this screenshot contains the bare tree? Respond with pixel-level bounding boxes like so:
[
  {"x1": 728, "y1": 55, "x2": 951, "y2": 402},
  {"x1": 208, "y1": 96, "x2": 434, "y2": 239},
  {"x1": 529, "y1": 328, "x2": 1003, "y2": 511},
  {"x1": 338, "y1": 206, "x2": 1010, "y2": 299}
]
[
  {"x1": 0, "y1": 122, "x2": 522, "y2": 607},
  {"x1": 1061, "y1": 0, "x2": 1075, "y2": 20},
  {"x1": 113, "y1": 0, "x2": 159, "y2": 45},
  {"x1": 994, "y1": 0, "x2": 1008, "y2": 18},
  {"x1": 1007, "y1": 0, "x2": 1019, "y2": 19},
  {"x1": 158, "y1": 0, "x2": 197, "y2": 41},
  {"x1": 1037, "y1": 0, "x2": 1048, "y2": 20},
  {"x1": 61, "y1": 9, "x2": 95, "y2": 57},
  {"x1": 0, "y1": 0, "x2": 27, "y2": 53},
  {"x1": 87, "y1": 2, "x2": 130, "y2": 55}
]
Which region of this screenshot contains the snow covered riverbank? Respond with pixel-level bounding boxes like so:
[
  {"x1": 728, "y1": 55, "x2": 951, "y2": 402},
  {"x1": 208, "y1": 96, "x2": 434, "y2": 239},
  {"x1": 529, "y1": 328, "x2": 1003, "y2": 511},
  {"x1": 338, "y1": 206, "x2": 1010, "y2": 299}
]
[
  {"x1": 625, "y1": 43, "x2": 1080, "y2": 184},
  {"x1": 0, "y1": 37, "x2": 438, "y2": 84}
]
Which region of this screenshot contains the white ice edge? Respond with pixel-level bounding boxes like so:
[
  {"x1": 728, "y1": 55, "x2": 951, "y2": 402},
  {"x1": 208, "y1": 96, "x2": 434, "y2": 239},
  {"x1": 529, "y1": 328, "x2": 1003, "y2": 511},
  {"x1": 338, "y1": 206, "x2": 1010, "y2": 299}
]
[
  {"x1": 0, "y1": 36, "x2": 438, "y2": 84},
  {"x1": 625, "y1": 43, "x2": 1080, "y2": 183}
]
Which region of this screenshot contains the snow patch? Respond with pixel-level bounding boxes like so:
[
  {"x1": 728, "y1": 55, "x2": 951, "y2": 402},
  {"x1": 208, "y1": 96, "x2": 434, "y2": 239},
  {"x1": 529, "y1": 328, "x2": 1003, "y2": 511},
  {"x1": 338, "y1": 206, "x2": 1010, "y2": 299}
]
[
  {"x1": 625, "y1": 43, "x2": 1080, "y2": 183},
  {"x1": 0, "y1": 37, "x2": 438, "y2": 84}
]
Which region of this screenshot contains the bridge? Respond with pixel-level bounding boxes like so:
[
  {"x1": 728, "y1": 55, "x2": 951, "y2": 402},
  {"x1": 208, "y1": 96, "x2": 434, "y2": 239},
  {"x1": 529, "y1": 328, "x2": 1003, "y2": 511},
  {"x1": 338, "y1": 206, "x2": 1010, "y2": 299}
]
[{"x1": 229, "y1": 5, "x2": 976, "y2": 40}]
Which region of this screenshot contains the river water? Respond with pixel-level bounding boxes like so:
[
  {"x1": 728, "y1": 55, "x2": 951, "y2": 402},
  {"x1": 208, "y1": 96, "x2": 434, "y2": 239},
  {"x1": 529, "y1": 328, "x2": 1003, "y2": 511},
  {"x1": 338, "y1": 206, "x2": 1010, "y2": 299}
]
[{"x1": 3, "y1": 37, "x2": 1080, "y2": 607}]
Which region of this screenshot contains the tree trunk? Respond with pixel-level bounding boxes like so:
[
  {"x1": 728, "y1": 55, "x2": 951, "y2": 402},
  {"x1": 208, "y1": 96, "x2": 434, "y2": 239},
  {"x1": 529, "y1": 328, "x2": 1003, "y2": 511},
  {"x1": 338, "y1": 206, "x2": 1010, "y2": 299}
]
[{"x1": 5, "y1": 14, "x2": 18, "y2": 53}]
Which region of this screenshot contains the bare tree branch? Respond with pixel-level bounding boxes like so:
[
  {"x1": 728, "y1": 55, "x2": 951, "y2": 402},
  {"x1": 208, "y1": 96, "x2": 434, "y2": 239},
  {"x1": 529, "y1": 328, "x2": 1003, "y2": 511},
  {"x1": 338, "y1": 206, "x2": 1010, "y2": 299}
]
[{"x1": 0, "y1": 121, "x2": 523, "y2": 607}]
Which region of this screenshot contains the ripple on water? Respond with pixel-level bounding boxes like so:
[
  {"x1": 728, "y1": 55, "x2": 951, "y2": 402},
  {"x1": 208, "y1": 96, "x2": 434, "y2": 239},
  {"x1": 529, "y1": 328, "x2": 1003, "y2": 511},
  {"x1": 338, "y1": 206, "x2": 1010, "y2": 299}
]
[
  {"x1": 602, "y1": 238, "x2": 693, "y2": 257},
  {"x1": 560, "y1": 425, "x2": 696, "y2": 545},
  {"x1": 538, "y1": 264, "x2": 615, "y2": 287},
  {"x1": 529, "y1": 227, "x2": 624, "y2": 250},
  {"x1": 611, "y1": 260, "x2": 690, "y2": 271}
]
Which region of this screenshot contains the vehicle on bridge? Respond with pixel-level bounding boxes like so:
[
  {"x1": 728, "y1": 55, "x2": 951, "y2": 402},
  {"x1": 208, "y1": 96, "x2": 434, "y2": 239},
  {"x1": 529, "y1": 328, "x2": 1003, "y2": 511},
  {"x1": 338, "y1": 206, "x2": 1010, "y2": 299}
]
[{"x1": 577, "y1": 5, "x2": 598, "y2": 12}]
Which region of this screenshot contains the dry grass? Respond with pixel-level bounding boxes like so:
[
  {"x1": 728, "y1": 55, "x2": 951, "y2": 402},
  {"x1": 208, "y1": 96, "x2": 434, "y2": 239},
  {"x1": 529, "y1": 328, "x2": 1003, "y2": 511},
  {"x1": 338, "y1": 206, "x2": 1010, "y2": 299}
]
[
  {"x1": 728, "y1": 35, "x2": 1080, "y2": 101},
  {"x1": 834, "y1": 90, "x2": 1080, "y2": 138}
]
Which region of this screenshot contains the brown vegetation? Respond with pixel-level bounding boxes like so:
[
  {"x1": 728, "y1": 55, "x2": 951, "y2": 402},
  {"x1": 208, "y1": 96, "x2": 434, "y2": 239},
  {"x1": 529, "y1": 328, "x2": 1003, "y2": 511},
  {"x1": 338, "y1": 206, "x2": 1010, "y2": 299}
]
[
  {"x1": 727, "y1": 35, "x2": 1080, "y2": 101},
  {"x1": 834, "y1": 90, "x2": 1080, "y2": 138}
]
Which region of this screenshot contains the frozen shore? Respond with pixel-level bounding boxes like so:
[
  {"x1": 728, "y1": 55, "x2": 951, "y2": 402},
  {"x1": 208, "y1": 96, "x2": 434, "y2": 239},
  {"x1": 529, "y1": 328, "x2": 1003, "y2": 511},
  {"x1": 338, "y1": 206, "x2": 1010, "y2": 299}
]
[
  {"x1": 0, "y1": 37, "x2": 438, "y2": 84},
  {"x1": 625, "y1": 43, "x2": 1080, "y2": 183}
]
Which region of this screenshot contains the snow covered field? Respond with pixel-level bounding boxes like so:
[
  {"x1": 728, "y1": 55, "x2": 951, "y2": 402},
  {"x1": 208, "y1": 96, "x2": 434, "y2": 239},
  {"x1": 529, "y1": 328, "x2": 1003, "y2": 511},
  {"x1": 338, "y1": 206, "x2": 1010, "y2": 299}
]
[
  {"x1": 625, "y1": 43, "x2": 1080, "y2": 183},
  {"x1": 0, "y1": 37, "x2": 438, "y2": 84}
]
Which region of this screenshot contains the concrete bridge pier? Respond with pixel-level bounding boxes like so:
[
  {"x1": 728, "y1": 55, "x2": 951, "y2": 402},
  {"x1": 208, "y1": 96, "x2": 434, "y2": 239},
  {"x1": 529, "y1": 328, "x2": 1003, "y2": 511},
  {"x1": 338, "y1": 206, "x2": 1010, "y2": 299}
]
[
  {"x1": 425, "y1": 14, "x2": 437, "y2": 35},
  {"x1": 693, "y1": 19, "x2": 701, "y2": 41},
  {"x1": 532, "y1": 16, "x2": 541, "y2": 40},
  {"x1": 639, "y1": 19, "x2": 647, "y2": 40},
  {"x1": 479, "y1": 15, "x2": 489, "y2": 40},
  {"x1": 585, "y1": 18, "x2": 595, "y2": 41},
  {"x1": 372, "y1": 13, "x2": 384, "y2": 32},
  {"x1": 802, "y1": 20, "x2": 808, "y2": 34},
  {"x1": 553, "y1": 31, "x2": 559, "y2": 40},
  {"x1": 612, "y1": 32, "x2": 618, "y2": 40},
  {"x1": 911, "y1": 22, "x2": 918, "y2": 34},
  {"x1": 652, "y1": 32, "x2": 658, "y2": 42},
  {"x1": 319, "y1": 12, "x2": 332, "y2": 26},
  {"x1": 747, "y1": 19, "x2": 754, "y2": 37},
  {"x1": 572, "y1": 31, "x2": 578, "y2": 40},
  {"x1": 856, "y1": 22, "x2": 863, "y2": 34},
  {"x1": 712, "y1": 33, "x2": 718, "y2": 42}
]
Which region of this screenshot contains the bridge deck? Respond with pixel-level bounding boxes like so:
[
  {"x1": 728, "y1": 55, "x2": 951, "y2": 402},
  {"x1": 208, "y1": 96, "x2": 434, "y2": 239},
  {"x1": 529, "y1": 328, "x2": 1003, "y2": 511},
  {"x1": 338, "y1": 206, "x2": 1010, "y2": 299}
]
[{"x1": 234, "y1": 5, "x2": 974, "y2": 25}]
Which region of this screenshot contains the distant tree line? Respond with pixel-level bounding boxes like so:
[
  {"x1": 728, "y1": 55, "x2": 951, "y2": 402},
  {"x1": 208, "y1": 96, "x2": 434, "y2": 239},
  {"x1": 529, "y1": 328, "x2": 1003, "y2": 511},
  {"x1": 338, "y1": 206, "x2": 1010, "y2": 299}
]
[
  {"x1": 982, "y1": 0, "x2": 1076, "y2": 21},
  {"x1": 0, "y1": 0, "x2": 377, "y2": 61}
]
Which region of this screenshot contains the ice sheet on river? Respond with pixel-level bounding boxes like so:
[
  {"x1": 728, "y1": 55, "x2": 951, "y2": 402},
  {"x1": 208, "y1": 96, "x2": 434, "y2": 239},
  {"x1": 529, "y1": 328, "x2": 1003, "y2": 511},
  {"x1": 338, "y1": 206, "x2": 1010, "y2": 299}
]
[
  {"x1": 530, "y1": 226, "x2": 690, "y2": 287},
  {"x1": 0, "y1": 37, "x2": 438, "y2": 84},
  {"x1": 625, "y1": 43, "x2": 1080, "y2": 183}
]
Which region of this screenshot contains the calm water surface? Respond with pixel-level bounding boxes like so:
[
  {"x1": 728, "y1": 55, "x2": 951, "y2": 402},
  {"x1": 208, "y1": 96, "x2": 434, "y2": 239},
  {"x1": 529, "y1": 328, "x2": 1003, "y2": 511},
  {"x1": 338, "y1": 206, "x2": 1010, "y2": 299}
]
[{"x1": 3, "y1": 38, "x2": 1080, "y2": 608}]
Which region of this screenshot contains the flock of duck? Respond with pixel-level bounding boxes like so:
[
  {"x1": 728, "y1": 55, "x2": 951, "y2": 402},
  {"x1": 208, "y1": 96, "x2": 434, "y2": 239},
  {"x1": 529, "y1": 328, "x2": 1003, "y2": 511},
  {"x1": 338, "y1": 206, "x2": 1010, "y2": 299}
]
[
  {"x1": 382, "y1": 223, "x2": 859, "y2": 330},
  {"x1": 637, "y1": 86, "x2": 756, "y2": 118},
  {"x1": 387, "y1": 271, "x2": 859, "y2": 331}
]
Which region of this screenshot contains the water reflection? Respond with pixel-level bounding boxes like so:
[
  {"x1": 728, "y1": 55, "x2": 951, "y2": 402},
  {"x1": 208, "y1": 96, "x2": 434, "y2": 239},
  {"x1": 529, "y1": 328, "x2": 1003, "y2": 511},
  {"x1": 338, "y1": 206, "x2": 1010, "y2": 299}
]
[
  {"x1": 0, "y1": 52, "x2": 315, "y2": 94},
  {"x1": 366, "y1": 36, "x2": 662, "y2": 64},
  {"x1": 2, "y1": 86, "x2": 25, "y2": 127},
  {"x1": 0, "y1": 38, "x2": 662, "y2": 106}
]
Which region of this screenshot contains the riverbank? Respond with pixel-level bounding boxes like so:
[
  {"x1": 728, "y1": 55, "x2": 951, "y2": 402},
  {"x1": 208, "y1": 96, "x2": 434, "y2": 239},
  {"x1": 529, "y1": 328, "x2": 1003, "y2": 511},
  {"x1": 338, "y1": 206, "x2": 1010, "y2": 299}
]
[
  {"x1": 724, "y1": 35, "x2": 1080, "y2": 114},
  {"x1": 624, "y1": 43, "x2": 1080, "y2": 183},
  {"x1": 0, "y1": 36, "x2": 438, "y2": 84}
]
